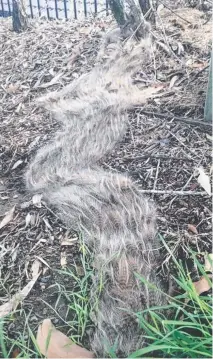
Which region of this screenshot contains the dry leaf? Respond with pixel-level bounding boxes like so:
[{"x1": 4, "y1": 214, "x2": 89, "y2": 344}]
[
  {"x1": 32, "y1": 194, "x2": 43, "y2": 208},
  {"x1": 25, "y1": 213, "x2": 32, "y2": 227},
  {"x1": 72, "y1": 72, "x2": 79, "y2": 79},
  {"x1": 204, "y1": 253, "x2": 213, "y2": 273},
  {"x1": 12, "y1": 160, "x2": 23, "y2": 170},
  {"x1": 169, "y1": 75, "x2": 179, "y2": 88},
  {"x1": 43, "y1": 217, "x2": 53, "y2": 231},
  {"x1": 31, "y1": 260, "x2": 41, "y2": 278},
  {"x1": 11, "y1": 348, "x2": 20, "y2": 358},
  {"x1": 157, "y1": 4, "x2": 164, "y2": 13},
  {"x1": 61, "y1": 237, "x2": 78, "y2": 246},
  {"x1": 20, "y1": 200, "x2": 32, "y2": 209},
  {"x1": 206, "y1": 134, "x2": 213, "y2": 143},
  {"x1": 12, "y1": 246, "x2": 18, "y2": 262},
  {"x1": 156, "y1": 41, "x2": 171, "y2": 55},
  {"x1": 79, "y1": 27, "x2": 91, "y2": 35},
  {"x1": 193, "y1": 276, "x2": 211, "y2": 295},
  {"x1": 0, "y1": 260, "x2": 40, "y2": 318},
  {"x1": 49, "y1": 68, "x2": 55, "y2": 76},
  {"x1": 190, "y1": 183, "x2": 198, "y2": 190},
  {"x1": 30, "y1": 238, "x2": 47, "y2": 253},
  {"x1": 36, "y1": 319, "x2": 94, "y2": 358},
  {"x1": 61, "y1": 252, "x2": 67, "y2": 268},
  {"x1": 35, "y1": 255, "x2": 51, "y2": 269},
  {"x1": 29, "y1": 136, "x2": 41, "y2": 150},
  {"x1": 7, "y1": 84, "x2": 19, "y2": 94},
  {"x1": 0, "y1": 206, "x2": 15, "y2": 230},
  {"x1": 186, "y1": 59, "x2": 208, "y2": 69},
  {"x1": 68, "y1": 45, "x2": 81, "y2": 66},
  {"x1": 196, "y1": 167, "x2": 211, "y2": 196},
  {"x1": 177, "y1": 42, "x2": 184, "y2": 55},
  {"x1": 39, "y1": 73, "x2": 63, "y2": 89},
  {"x1": 15, "y1": 103, "x2": 23, "y2": 114},
  {"x1": 187, "y1": 224, "x2": 198, "y2": 235},
  {"x1": 76, "y1": 266, "x2": 85, "y2": 277},
  {"x1": 42, "y1": 266, "x2": 49, "y2": 275},
  {"x1": 132, "y1": 85, "x2": 165, "y2": 106}
]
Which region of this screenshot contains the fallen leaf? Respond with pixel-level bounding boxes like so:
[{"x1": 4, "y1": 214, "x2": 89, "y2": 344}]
[
  {"x1": 43, "y1": 217, "x2": 53, "y2": 231},
  {"x1": 131, "y1": 85, "x2": 165, "y2": 106},
  {"x1": 12, "y1": 246, "x2": 19, "y2": 262},
  {"x1": 177, "y1": 42, "x2": 184, "y2": 55},
  {"x1": 206, "y1": 134, "x2": 213, "y2": 143},
  {"x1": 15, "y1": 103, "x2": 23, "y2": 114},
  {"x1": 169, "y1": 75, "x2": 179, "y2": 88},
  {"x1": 6, "y1": 84, "x2": 19, "y2": 94},
  {"x1": 38, "y1": 73, "x2": 63, "y2": 89},
  {"x1": 42, "y1": 266, "x2": 49, "y2": 275},
  {"x1": 0, "y1": 206, "x2": 15, "y2": 230},
  {"x1": 196, "y1": 167, "x2": 211, "y2": 196},
  {"x1": 29, "y1": 136, "x2": 41, "y2": 150},
  {"x1": 157, "y1": 3, "x2": 164, "y2": 13},
  {"x1": 0, "y1": 260, "x2": 41, "y2": 318},
  {"x1": 30, "y1": 238, "x2": 47, "y2": 253},
  {"x1": 186, "y1": 59, "x2": 208, "y2": 69},
  {"x1": 153, "y1": 82, "x2": 167, "y2": 89},
  {"x1": 60, "y1": 252, "x2": 67, "y2": 268},
  {"x1": 49, "y1": 68, "x2": 55, "y2": 76},
  {"x1": 11, "y1": 348, "x2": 20, "y2": 358},
  {"x1": 79, "y1": 27, "x2": 91, "y2": 35},
  {"x1": 156, "y1": 41, "x2": 171, "y2": 55},
  {"x1": 76, "y1": 266, "x2": 85, "y2": 277},
  {"x1": 72, "y1": 72, "x2": 79, "y2": 79},
  {"x1": 32, "y1": 194, "x2": 43, "y2": 208},
  {"x1": 36, "y1": 319, "x2": 94, "y2": 358},
  {"x1": 12, "y1": 160, "x2": 23, "y2": 170},
  {"x1": 190, "y1": 183, "x2": 198, "y2": 190},
  {"x1": 193, "y1": 276, "x2": 211, "y2": 295},
  {"x1": 188, "y1": 224, "x2": 198, "y2": 235},
  {"x1": 68, "y1": 45, "x2": 82, "y2": 66},
  {"x1": 20, "y1": 200, "x2": 32, "y2": 209},
  {"x1": 204, "y1": 253, "x2": 213, "y2": 273},
  {"x1": 61, "y1": 237, "x2": 78, "y2": 246},
  {"x1": 0, "y1": 196, "x2": 9, "y2": 200},
  {"x1": 35, "y1": 255, "x2": 51, "y2": 269},
  {"x1": 31, "y1": 260, "x2": 41, "y2": 278},
  {"x1": 25, "y1": 213, "x2": 32, "y2": 227}
]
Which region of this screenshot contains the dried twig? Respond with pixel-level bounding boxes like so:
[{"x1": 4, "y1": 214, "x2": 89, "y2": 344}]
[
  {"x1": 158, "y1": 0, "x2": 193, "y2": 25},
  {"x1": 187, "y1": 65, "x2": 210, "y2": 84},
  {"x1": 123, "y1": 154, "x2": 194, "y2": 162},
  {"x1": 139, "y1": 190, "x2": 209, "y2": 196},
  {"x1": 138, "y1": 110, "x2": 213, "y2": 128},
  {"x1": 152, "y1": 159, "x2": 160, "y2": 196}
]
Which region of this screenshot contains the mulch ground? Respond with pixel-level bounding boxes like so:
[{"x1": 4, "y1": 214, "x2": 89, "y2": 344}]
[{"x1": 0, "y1": 5, "x2": 212, "y2": 355}]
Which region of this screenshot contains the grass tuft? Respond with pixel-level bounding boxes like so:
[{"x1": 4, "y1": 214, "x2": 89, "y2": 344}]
[{"x1": 0, "y1": 239, "x2": 212, "y2": 358}]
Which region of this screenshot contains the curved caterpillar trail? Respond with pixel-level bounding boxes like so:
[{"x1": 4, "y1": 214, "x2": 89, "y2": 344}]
[{"x1": 26, "y1": 36, "x2": 166, "y2": 357}]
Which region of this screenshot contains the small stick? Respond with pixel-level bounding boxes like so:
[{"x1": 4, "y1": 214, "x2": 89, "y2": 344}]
[
  {"x1": 152, "y1": 159, "x2": 160, "y2": 197},
  {"x1": 187, "y1": 65, "x2": 209, "y2": 85},
  {"x1": 169, "y1": 131, "x2": 199, "y2": 159},
  {"x1": 123, "y1": 154, "x2": 193, "y2": 162},
  {"x1": 139, "y1": 190, "x2": 209, "y2": 196},
  {"x1": 138, "y1": 110, "x2": 212, "y2": 128},
  {"x1": 158, "y1": 0, "x2": 193, "y2": 25}
]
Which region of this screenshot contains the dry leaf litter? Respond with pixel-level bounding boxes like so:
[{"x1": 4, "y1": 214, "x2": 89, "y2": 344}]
[{"x1": 0, "y1": 6, "x2": 212, "y2": 352}]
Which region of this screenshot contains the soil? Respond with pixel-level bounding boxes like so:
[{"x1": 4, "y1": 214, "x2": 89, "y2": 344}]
[{"x1": 0, "y1": 5, "x2": 212, "y2": 357}]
